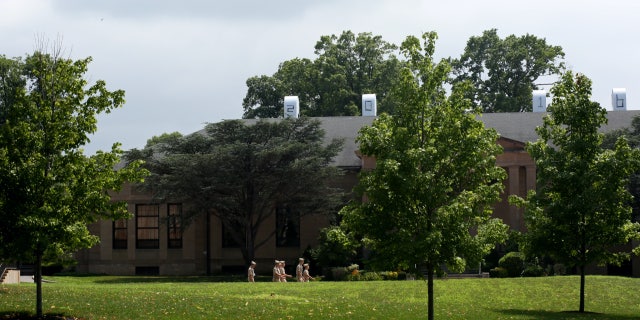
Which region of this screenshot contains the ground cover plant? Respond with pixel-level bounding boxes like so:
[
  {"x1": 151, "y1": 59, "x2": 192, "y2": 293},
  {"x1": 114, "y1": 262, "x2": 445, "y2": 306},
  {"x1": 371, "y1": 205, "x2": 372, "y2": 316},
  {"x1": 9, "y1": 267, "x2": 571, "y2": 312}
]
[{"x1": 1, "y1": 275, "x2": 639, "y2": 319}]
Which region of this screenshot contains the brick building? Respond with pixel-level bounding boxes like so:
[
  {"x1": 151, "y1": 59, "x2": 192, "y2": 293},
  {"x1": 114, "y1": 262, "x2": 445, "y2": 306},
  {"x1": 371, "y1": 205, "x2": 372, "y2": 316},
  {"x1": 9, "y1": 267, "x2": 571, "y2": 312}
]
[{"x1": 75, "y1": 111, "x2": 640, "y2": 276}]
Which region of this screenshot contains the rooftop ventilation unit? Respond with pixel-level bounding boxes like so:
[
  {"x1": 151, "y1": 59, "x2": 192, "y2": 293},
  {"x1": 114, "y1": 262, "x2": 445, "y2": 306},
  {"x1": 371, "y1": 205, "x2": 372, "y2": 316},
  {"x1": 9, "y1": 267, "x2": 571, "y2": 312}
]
[
  {"x1": 284, "y1": 96, "x2": 299, "y2": 118},
  {"x1": 611, "y1": 88, "x2": 627, "y2": 111},
  {"x1": 362, "y1": 94, "x2": 377, "y2": 116},
  {"x1": 532, "y1": 90, "x2": 547, "y2": 112}
]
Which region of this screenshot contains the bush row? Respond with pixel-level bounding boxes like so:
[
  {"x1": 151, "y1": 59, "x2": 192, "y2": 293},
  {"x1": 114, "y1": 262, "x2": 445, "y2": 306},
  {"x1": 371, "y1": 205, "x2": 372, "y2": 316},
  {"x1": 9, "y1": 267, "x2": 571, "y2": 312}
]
[
  {"x1": 488, "y1": 251, "x2": 566, "y2": 278},
  {"x1": 327, "y1": 264, "x2": 408, "y2": 281}
]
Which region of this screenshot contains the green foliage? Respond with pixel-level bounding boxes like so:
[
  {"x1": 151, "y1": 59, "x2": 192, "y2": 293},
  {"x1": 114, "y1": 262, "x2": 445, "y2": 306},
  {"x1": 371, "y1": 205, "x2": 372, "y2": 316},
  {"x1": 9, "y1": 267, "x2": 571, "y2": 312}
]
[
  {"x1": 498, "y1": 252, "x2": 525, "y2": 277},
  {"x1": 602, "y1": 115, "x2": 640, "y2": 223},
  {"x1": 0, "y1": 50, "x2": 146, "y2": 317},
  {"x1": 343, "y1": 31, "x2": 507, "y2": 273},
  {"x1": 521, "y1": 265, "x2": 545, "y2": 277},
  {"x1": 242, "y1": 30, "x2": 402, "y2": 118},
  {"x1": 511, "y1": 71, "x2": 640, "y2": 312},
  {"x1": 340, "y1": 31, "x2": 508, "y2": 320},
  {"x1": 451, "y1": 29, "x2": 565, "y2": 112},
  {"x1": 553, "y1": 263, "x2": 567, "y2": 276},
  {"x1": 489, "y1": 267, "x2": 508, "y2": 278},
  {"x1": 125, "y1": 117, "x2": 345, "y2": 264},
  {"x1": 380, "y1": 271, "x2": 399, "y2": 280},
  {"x1": 310, "y1": 226, "x2": 358, "y2": 271}
]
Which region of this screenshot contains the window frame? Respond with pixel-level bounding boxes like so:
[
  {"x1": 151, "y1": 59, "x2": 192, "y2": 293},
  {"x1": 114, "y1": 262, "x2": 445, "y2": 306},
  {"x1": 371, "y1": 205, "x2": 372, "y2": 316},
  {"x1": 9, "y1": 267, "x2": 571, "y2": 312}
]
[
  {"x1": 167, "y1": 203, "x2": 183, "y2": 249},
  {"x1": 136, "y1": 204, "x2": 160, "y2": 249},
  {"x1": 276, "y1": 204, "x2": 300, "y2": 248},
  {"x1": 112, "y1": 218, "x2": 128, "y2": 249}
]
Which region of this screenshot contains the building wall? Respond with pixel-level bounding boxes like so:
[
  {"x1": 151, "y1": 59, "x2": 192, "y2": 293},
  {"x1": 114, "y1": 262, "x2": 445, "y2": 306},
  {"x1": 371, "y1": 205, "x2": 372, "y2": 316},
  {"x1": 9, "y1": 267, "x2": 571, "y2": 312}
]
[
  {"x1": 75, "y1": 113, "x2": 640, "y2": 277},
  {"x1": 75, "y1": 173, "x2": 351, "y2": 276}
]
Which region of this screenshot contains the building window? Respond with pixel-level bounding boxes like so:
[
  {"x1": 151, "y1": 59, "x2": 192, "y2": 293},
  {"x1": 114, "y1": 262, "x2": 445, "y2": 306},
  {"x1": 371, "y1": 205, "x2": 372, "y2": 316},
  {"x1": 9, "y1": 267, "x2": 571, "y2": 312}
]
[
  {"x1": 113, "y1": 219, "x2": 128, "y2": 249},
  {"x1": 222, "y1": 220, "x2": 241, "y2": 248},
  {"x1": 136, "y1": 204, "x2": 159, "y2": 249},
  {"x1": 276, "y1": 205, "x2": 300, "y2": 247},
  {"x1": 167, "y1": 203, "x2": 183, "y2": 249}
]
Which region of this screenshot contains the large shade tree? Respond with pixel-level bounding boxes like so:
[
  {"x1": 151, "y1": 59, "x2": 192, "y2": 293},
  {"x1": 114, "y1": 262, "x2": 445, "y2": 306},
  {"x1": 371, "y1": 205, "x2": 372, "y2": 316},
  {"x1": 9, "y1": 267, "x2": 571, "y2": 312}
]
[
  {"x1": 511, "y1": 71, "x2": 640, "y2": 313},
  {"x1": 451, "y1": 29, "x2": 565, "y2": 112},
  {"x1": 0, "y1": 49, "x2": 146, "y2": 317},
  {"x1": 242, "y1": 30, "x2": 402, "y2": 118},
  {"x1": 125, "y1": 117, "x2": 345, "y2": 269},
  {"x1": 340, "y1": 32, "x2": 508, "y2": 320}
]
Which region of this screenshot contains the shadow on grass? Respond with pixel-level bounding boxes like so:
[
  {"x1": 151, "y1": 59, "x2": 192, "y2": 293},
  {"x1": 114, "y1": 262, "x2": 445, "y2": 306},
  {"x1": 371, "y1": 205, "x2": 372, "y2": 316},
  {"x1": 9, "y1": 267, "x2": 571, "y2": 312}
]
[
  {"x1": 0, "y1": 311, "x2": 78, "y2": 319},
  {"x1": 495, "y1": 308, "x2": 638, "y2": 319}
]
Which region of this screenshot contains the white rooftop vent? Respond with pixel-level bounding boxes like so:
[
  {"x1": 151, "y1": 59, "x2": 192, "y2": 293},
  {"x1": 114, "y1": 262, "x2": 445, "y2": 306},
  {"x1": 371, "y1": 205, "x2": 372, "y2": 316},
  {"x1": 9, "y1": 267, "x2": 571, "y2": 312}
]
[
  {"x1": 362, "y1": 94, "x2": 377, "y2": 116},
  {"x1": 532, "y1": 90, "x2": 547, "y2": 112},
  {"x1": 284, "y1": 96, "x2": 300, "y2": 118},
  {"x1": 611, "y1": 88, "x2": 627, "y2": 111}
]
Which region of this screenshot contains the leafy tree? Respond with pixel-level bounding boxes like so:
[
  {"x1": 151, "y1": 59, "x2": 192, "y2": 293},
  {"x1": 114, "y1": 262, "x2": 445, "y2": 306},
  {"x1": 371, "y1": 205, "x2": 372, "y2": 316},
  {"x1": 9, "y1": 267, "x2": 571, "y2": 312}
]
[
  {"x1": 603, "y1": 115, "x2": 640, "y2": 223},
  {"x1": 451, "y1": 29, "x2": 565, "y2": 112},
  {"x1": 125, "y1": 117, "x2": 345, "y2": 268},
  {"x1": 0, "y1": 50, "x2": 146, "y2": 317},
  {"x1": 310, "y1": 226, "x2": 359, "y2": 271},
  {"x1": 340, "y1": 32, "x2": 508, "y2": 320},
  {"x1": 242, "y1": 31, "x2": 402, "y2": 118},
  {"x1": 510, "y1": 72, "x2": 640, "y2": 313}
]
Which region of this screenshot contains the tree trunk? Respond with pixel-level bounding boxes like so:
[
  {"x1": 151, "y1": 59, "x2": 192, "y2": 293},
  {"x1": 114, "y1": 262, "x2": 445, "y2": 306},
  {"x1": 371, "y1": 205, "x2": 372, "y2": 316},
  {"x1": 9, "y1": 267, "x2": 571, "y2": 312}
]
[
  {"x1": 579, "y1": 265, "x2": 585, "y2": 313},
  {"x1": 427, "y1": 262, "x2": 434, "y2": 320},
  {"x1": 35, "y1": 249, "x2": 43, "y2": 318}
]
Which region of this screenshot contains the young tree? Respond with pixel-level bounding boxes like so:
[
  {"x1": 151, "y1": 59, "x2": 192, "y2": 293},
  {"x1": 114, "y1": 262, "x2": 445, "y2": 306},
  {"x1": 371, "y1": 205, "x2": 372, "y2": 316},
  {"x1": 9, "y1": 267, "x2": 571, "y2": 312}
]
[
  {"x1": 340, "y1": 32, "x2": 508, "y2": 320},
  {"x1": 125, "y1": 117, "x2": 345, "y2": 268},
  {"x1": 511, "y1": 72, "x2": 640, "y2": 313},
  {"x1": 0, "y1": 50, "x2": 146, "y2": 317},
  {"x1": 451, "y1": 29, "x2": 565, "y2": 112},
  {"x1": 242, "y1": 31, "x2": 402, "y2": 118}
]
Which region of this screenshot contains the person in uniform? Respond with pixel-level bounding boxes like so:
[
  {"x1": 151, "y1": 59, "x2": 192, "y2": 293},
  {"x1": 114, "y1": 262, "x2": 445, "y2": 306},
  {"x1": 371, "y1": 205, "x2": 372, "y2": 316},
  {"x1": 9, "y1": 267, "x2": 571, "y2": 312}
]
[
  {"x1": 248, "y1": 261, "x2": 256, "y2": 282},
  {"x1": 296, "y1": 258, "x2": 305, "y2": 282},
  {"x1": 280, "y1": 260, "x2": 292, "y2": 282},
  {"x1": 303, "y1": 263, "x2": 313, "y2": 282},
  {"x1": 273, "y1": 260, "x2": 282, "y2": 282}
]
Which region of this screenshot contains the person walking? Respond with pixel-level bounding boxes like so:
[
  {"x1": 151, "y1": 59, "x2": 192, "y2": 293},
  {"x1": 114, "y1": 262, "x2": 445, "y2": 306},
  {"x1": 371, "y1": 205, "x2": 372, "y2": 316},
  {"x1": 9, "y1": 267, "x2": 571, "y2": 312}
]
[
  {"x1": 273, "y1": 260, "x2": 282, "y2": 282},
  {"x1": 303, "y1": 263, "x2": 314, "y2": 282},
  {"x1": 248, "y1": 261, "x2": 256, "y2": 282},
  {"x1": 280, "y1": 260, "x2": 292, "y2": 282},
  {"x1": 296, "y1": 258, "x2": 305, "y2": 282}
]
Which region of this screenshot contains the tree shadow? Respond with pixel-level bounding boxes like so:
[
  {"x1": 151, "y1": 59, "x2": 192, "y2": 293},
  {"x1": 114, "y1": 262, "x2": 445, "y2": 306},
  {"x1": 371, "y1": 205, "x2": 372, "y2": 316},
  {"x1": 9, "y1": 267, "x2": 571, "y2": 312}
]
[
  {"x1": 495, "y1": 308, "x2": 638, "y2": 319},
  {"x1": 90, "y1": 274, "x2": 271, "y2": 284},
  {"x1": 0, "y1": 311, "x2": 79, "y2": 319}
]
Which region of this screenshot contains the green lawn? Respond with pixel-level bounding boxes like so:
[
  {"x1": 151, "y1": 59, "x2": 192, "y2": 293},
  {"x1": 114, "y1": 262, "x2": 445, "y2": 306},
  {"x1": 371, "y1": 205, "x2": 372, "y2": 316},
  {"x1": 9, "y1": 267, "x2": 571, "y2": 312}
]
[{"x1": 1, "y1": 275, "x2": 639, "y2": 319}]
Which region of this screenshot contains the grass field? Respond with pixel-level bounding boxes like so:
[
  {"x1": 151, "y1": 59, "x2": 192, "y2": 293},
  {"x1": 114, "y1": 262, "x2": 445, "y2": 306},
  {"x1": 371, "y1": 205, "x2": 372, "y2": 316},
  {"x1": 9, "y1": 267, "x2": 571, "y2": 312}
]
[{"x1": 1, "y1": 275, "x2": 639, "y2": 319}]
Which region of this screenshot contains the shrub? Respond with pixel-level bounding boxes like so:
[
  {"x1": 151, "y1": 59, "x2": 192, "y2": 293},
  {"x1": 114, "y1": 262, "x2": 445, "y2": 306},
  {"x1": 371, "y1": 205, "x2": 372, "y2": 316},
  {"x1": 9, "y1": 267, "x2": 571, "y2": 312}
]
[
  {"x1": 361, "y1": 271, "x2": 382, "y2": 281},
  {"x1": 498, "y1": 252, "x2": 525, "y2": 277},
  {"x1": 381, "y1": 271, "x2": 398, "y2": 280},
  {"x1": 330, "y1": 267, "x2": 348, "y2": 281},
  {"x1": 553, "y1": 263, "x2": 566, "y2": 276},
  {"x1": 489, "y1": 267, "x2": 508, "y2": 278},
  {"x1": 311, "y1": 227, "x2": 358, "y2": 272},
  {"x1": 521, "y1": 265, "x2": 545, "y2": 277}
]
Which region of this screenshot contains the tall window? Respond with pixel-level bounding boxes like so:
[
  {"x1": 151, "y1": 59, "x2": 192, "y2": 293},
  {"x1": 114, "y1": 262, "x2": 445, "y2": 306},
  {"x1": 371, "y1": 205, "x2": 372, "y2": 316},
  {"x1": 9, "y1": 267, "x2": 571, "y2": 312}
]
[
  {"x1": 222, "y1": 220, "x2": 242, "y2": 248},
  {"x1": 136, "y1": 204, "x2": 159, "y2": 249},
  {"x1": 113, "y1": 219, "x2": 128, "y2": 249},
  {"x1": 276, "y1": 205, "x2": 300, "y2": 247},
  {"x1": 167, "y1": 203, "x2": 183, "y2": 249}
]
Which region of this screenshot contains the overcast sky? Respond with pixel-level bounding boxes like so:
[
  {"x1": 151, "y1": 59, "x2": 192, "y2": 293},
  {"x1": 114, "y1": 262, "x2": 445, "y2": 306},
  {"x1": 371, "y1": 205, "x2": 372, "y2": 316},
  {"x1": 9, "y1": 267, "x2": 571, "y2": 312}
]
[{"x1": 1, "y1": 0, "x2": 639, "y2": 154}]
